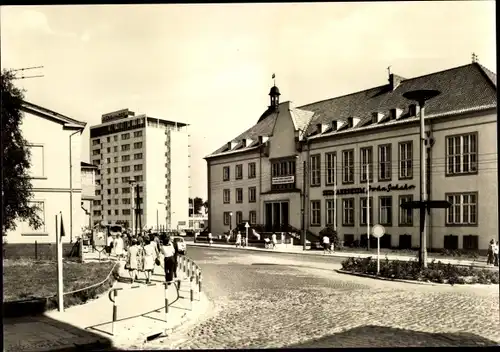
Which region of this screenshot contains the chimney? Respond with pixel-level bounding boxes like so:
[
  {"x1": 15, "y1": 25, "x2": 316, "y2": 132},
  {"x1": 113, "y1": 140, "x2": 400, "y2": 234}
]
[
  {"x1": 331, "y1": 121, "x2": 338, "y2": 131},
  {"x1": 372, "y1": 112, "x2": 384, "y2": 124},
  {"x1": 389, "y1": 73, "x2": 403, "y2": 91}
]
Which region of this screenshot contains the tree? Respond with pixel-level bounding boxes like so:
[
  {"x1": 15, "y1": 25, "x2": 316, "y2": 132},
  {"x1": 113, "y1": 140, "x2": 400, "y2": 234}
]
[
  {"x1": 188, "y1": 197, "x2": 204, "y2": 216},
  {"x1": 1, "y1": 69, "x2": 42, "y2": 234}
]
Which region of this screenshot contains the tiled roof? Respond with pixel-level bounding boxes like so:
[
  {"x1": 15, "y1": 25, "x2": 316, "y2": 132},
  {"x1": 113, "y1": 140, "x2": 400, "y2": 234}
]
[{"x1": 206, "y1": 62, "x2": 496, "y2": 159}]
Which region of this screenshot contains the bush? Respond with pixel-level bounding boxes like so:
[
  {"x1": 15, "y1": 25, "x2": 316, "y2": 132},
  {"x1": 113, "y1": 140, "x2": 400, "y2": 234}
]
[{"x1": 341, "y1": 257, "x2": 499, "y2": 285}]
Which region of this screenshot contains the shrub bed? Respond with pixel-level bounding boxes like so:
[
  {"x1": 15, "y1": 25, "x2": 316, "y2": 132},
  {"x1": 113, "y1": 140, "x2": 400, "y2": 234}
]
[
  {"x1": 341, "y1": 256, "x2": 499, "y2": 285},
  {"x1": 3, "y1": 242, "x2": 76, "y2": 260},
  {"x1": 3, "y1": 260, "x2": 119, "y2": 317}
]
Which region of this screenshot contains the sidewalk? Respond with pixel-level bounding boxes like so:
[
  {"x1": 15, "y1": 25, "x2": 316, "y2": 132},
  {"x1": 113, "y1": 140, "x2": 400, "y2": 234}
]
[
  {"x1": 189, "y1": 241, "x2": 496, "y2": 269},
  {"x1": 4, "y1": 259, "x2": 209, "y2": 351}
]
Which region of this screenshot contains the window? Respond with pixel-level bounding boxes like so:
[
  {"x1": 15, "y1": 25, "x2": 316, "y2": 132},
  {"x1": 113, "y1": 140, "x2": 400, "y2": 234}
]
[
  {"x1": 114, "y1": 209, "x2": 119, "y2": 215},
  {"x1": 122, "y1": 198, "x2": 131, "y2": 204},
  {"x1": 134, "y1": 153, "x2": 143, "y2": 160},
  {"x1": 325, "y1": 152, "x2": 336, "y2": 185},
  {"x1": 107, "y1": 210, "x2": 111, "y2": 215},
  {"x1": 271, "y1": 159, "x2": 296, "y2": 190},
  {"x1": 121, "y1": 133, "x2": 130, "y2": 140},
  {"x1": 93, "y1": 200, "x2": 101, "y2": 206},
  {"x1": 114, "y1": 157, "x2": 118, "y2": 162},
  {"x1": 107, "y1": 199, "x2": 111, "y2": 205},
  {"x1": 360, "y1": 147, "x2": 373, "y2": 182},
  {"x1": 21, "y1": 201, "x2": 46, "y2": 234},
  {"x1": 114, "y1": 135, "x2": 118, "y2": 141},
  {"x1": 249, "y1": 211, "x2": 257, "y2": 225},
  {"x1": 134, "y1": 175, "x2": 143, "y2": 182},
  {"x1": 360, "y1": 197, "x2": 373, "y2": 226},
  {"x1": 223, "y1": 166, "x2": 230, "y2": 181},
  {"x1": 121, "y1": 144, "x2": 130, "y2": 151},
  {"x1": 114, "y1": 167, "x2": 118, "y2": 173},
  {"x1": 107, "y1": 147, "x2": 111, "y2": 153},
  {"x1": 462, "y1": 235, "x2": 479, "y2": 250},
  {"x1": 446, "y1": 133, "x2": 478, "y2": 175},
  {"x1": 399, "y1": 195, "x2": 413, "y2": 226},
  {"x1": 107, "y1": 137, "x2": 111, "y2": 143},
  {"x1": 248, "y1": 163, "x2": 256, "y2": 178},
  {"x1": 123, "y1": 209, "x2": 131, "y2": 215},
  {"x1": 342, "y1": 150, "x2": 354, "y2": 184},
  {"x1": 325, "y1": 199, "x2": 336, "y2": 226},
  {"x1": 236, "y1": 188, "x2": 243, "y2": 203},
  {"x1": 92, "y1": 139, "x2": 100, "y2": 146},
  {"x1": 27, "y1": 145, "x2": 45, "y2": 178},
  {"x1": 342, "y1": 198, "x2": 354, "y2": 226},
  {"x1": 134, "y1": 142, "x2": 143, "y2": 149},
  {"x1": 379, "y1": 196, "x2": 393, "y2": 226},
  {"x1": 236, "y1": 211, "x2": 243, "y2": 225},
  {"x1": 446, "y1": 193, "x2": 477, "y2": 225},
  {"x1": 378, "y1": 144, "x2": 392, "y2": 181},
  {"x1": 121, "y1": 176, "x2": 129, "y2": 183},
  {"x1": 122, "y1": 187, "x2": 130, "y2": 194},
  {"x1": 93, "y1": 210, "x2": 101, "y2": 216},
  {"x1": 107, "y1": 189, "x2": 112, "y2": 195},
  {"x1": 113, "y1": 146, "x2": 118, "y2": 152},
  {"x1": 93, "y1": 149, "x2": 100, "y2": 156},
  {"x1": 133, "y1": 130, "x2": 143, "y2": 137},
  {"x1": 134, "y1": 164, "x2": 143, "y2": 171},
  {"x1": 399, "y1": 141, "x2": 413, "y2": 179},
  {"x1": 106, "y1": 157, "x2": 111, "y2": 164},
  {"x1": 122, "y1": 155, "x2": 130, "y2": 162},
  {"x1": 107, "y1": 178, "x2": 111, "y2": 185},
  {"x1": 223, "y1": 189, "x2": 230, "y2": 204},
  {"x1": 107, "y1": 168, "x2": 111, "y2": 174},
  {"x1": 121, "y1": 166, "x2": 130, "y2": 172},
  {"x1": 310, "y1": 155, "x2": 321, "y2": 186},
  {"x1": 223, "y1": 212, "x2": 231, "y2": 226},
  {"x1": 235, "y1": 164, "x2": 243, "y2": 179},
  {"x1": 114, "y1": 188, "x2": 119, "y2": 194},
  {"x1": 310, "y1": 200, "x2": 321, "y2": 226},
  {"x1": 96, "y1": 190, "x2": 101, "y2": 196},
  {"x1": 248, "y1": 187, "x2": 256, "y2": 203}
]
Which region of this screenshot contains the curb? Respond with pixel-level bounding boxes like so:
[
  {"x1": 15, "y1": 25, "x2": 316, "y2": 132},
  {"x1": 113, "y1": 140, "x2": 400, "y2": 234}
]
[
  {"x1": 189, "y1": 243, "x2": 488, "y2": 268},
  {"x1": 334, "y1": 269, "x2": 439, "y2": 286}
]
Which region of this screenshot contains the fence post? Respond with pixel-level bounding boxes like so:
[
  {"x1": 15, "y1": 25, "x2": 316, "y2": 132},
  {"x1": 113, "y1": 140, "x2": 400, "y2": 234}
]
[
  {"x1": 164, "y1": 282, "x2": 169, "y2": 325},
  {"x1": 198, "y1": 272, "x2": 202, "y2": 293},
  {"x1": 187, "y1": 259, "x2": 191, "y2": 278},
  {"x1": 190, "y1": 275, "x2": 194, "y2": 310}
]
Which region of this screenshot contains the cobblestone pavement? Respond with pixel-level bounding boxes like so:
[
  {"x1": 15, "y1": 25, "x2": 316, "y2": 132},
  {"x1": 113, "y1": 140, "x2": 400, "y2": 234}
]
[{"x1": 146, "y1": 247, "x2": 500, "y2": 349}]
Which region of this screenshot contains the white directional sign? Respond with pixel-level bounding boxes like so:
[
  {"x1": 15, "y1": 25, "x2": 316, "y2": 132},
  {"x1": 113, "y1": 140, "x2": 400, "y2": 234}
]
[{"x1": 371, "y1": 224, "x2": 385, "y2": 239}]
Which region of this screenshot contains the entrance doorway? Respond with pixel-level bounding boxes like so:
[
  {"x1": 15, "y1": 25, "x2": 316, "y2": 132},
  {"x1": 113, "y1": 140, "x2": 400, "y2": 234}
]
[{"x1": 264, "y1": 201, "x2": 289, "y2": 232}]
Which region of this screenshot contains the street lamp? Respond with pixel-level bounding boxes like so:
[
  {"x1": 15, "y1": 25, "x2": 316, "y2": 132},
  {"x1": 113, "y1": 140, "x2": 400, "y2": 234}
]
[
  {"x1": 69, "y1": 130, "x2": 82, "y2": 243},
  {"x1": 229, "y1": 211, "x2": 233, "y2": 235},
  {"x1": 403, "y1": 89, "x2": 441, "y2": 269},
  {"x1": 128, "y1": 179, "x2": 136, "y2": 236}
]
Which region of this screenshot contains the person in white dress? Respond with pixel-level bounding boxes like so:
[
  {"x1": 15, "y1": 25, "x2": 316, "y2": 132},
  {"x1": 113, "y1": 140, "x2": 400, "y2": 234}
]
[
  {"x1": 142, "y1": 237, "x2": 157, "y2": 284},
  {"x1": 271, "y1": 233, "x2": 277, "y2": 249},
  {"x1": 235, "y1": 232, "x2": 242, "y2": 248},
  {"x1": 114, "y1": 234, "x2": 125, "y2": 259},
  {"x1": 208, "y1": 232, "x2": 213, "y2": 246}
]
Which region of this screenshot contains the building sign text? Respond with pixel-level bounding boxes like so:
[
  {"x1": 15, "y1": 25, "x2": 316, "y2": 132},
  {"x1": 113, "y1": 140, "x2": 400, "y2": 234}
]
[
  {"x1": 323, "y1": 183, "x2": 416, "y2": 196},
  {"x1": 272, "y1": 176, "x2": 295, "y2": 185}
]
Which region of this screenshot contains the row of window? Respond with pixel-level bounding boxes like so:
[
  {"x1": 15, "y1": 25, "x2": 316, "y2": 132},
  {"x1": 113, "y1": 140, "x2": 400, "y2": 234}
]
[
  {"x1": 223, "y1": 211, "x2": 257, "y2": 226},
  {"x1": 93, "y1": 197, "x2": 143, "y2": 206},
  {"x1": 218, "y1": 133, "x2": 478, "y2": 183},
  {"x1": 98, "y1": 164, "x2": 143, "y2": 175},
  {"x1": 95, "y1": 185, "x2": 144, "y2": 196},
  {"x1": 223, "y1": 187, "x2": 257, "y2": 204},
  {"x1": 223, "y1": 163, "x2": 256, "y2": 181},
  {"x1": 102, "y1": 153, "x2": 143, "y2": 164},
  {"x1": 93, "y1": 208, "x2": 133, "y2": 216},
  {"x1": 92, "y1": 130, "x2": 144, "y2": 146},
  {"x1": 92, "y1": 142, "x2": 144, "y2": 156},
  {"x1": 309, "y1": 192, "x2": 477, "y2": 227}
]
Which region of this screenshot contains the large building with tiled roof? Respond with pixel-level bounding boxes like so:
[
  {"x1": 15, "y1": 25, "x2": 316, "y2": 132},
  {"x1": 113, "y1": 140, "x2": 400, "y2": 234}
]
[{"x1": 205, "y1": 61, "x2": 497, "y2": 251}]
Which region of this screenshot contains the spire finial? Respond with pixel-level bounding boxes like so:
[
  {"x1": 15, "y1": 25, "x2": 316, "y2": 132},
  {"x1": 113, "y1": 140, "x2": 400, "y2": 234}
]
[{"x1": 272, "y1": 73, "x2": 276, "y2": 86}]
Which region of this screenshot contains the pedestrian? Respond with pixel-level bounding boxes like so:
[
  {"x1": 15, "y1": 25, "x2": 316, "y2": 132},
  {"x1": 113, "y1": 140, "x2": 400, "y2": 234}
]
[
  {"x1": 264, "y1": 237, "x2": 271, "y2": 249},
  {"x1": 126, "y1": 238, "x2": 140, "y2": 284},
  {"x1": 236, "y1": 231, "x2": 242, "y2": 248},
  {"x1": 322, "y1": 234, "x2": 331, "y2": 254},
  {"x1": 142, "y1": 237, "x2": 157, "y2": 284},
  {"x1": 106, "y1": 233, "x2": 114, "y2": 256},
  {"x1": 271, "y1": 233, "x2": 277, "y2": 249},
  {"x1": 172, "y1": 236, "x2": 180, "y2": 284},
  {"x1": 494, "y1": 240, "x2": 499, "y2": 267},
  {"x1": 487, "y1": 239, "x2": 495, "y2": 265},
  {"x1": 160, "y1": 236, "x2": 176, "y2": 285},
  {"x1": 208, "y1": 232, "x2": 213, "y2": 246},
  {"x1": 114, "y1": 233, "x2": 125, "y2": 259}
]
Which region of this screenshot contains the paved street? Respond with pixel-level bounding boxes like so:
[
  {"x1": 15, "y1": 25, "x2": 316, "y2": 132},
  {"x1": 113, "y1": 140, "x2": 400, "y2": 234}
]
[{"x1": 147, "y1": 246, "x2": 500, "y2": 349}]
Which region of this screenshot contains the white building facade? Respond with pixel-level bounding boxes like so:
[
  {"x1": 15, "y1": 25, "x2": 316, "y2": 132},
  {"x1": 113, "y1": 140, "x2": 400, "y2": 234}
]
[
  {"x1": 205, "y1": 62, "x2": 497, "y2": 252},
  {"x1": 89, "y1": 109, "x2": 189, "y2": 231},
  {"x1": 6, "y1": 101, "x2": 87, "y2": 243}
]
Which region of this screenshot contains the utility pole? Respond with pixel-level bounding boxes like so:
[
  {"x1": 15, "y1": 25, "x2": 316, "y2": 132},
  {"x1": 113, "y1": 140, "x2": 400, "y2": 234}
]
[
  {"x1": 367, "y1": 163, "x2": 370, "y2": 251},
  {"x1": 302, "y1": 160, "x2": 307, "y2": 250},
  {"x1": 333, "y1": 154, "x2": 337, "y2": 232}
]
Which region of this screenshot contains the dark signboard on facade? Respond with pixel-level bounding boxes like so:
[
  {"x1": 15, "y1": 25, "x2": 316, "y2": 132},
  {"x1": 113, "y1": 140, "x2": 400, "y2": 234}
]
[{"x1": 323, "y1": 183, "x2": 416, "y2": 196}]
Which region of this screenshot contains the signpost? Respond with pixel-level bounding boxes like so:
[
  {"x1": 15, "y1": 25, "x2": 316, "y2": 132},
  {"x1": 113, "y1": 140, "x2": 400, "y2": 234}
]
[
  {"x1": 371, "y1": 224, "x2": 385, "y2": 275},
  {"x1": 55, "y1": 213, "x2": 65, "y2": 312},
  {"x1": 400, "y1": 199, "x2": 451, "y2": 268},
  {"x1": 245, "y1": 222, "x2": 250, "y2": 247}
]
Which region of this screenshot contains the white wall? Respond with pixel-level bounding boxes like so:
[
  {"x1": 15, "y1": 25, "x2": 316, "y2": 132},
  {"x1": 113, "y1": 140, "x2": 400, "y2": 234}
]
[
  {"x1": 169, "y1": 127, "x2": 189, "y2": 230},
  {"x1": 7, "y1": 111, "x2": 84, "y2": 243}
]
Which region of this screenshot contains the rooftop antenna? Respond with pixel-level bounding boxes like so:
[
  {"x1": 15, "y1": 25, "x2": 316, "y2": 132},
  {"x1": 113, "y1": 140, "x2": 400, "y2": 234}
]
[{"x1": 11, "y1": 66, "x2": 44, "y2": 80}]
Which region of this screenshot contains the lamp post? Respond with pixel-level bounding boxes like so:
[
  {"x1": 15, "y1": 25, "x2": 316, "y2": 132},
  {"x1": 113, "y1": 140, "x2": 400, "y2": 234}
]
[
  {"x1": 403, "y1": 89, "x2": 441, "y2": 269},
  {"x1": 69, "y1": 130, "x2": 81, "y2": 243},
  {"x1": 229, "y1": 211, "x2": 233, "y2": 235},
  {"x1": 128, "y1": 180, "x2": 136, "y2": 236},
  {"x1": 158, "y1": 201, "x2": 167, "y2": 231}
]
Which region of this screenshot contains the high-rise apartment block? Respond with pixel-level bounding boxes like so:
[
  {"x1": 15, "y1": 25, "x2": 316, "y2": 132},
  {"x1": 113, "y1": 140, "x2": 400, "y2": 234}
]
[{"x1": 90, "y1": 109, "x2": 189, "y2": 230}]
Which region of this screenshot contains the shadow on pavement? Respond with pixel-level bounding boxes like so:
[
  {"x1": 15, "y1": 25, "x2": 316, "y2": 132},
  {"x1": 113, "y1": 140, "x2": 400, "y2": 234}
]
[
  {"x1": 4, "y1": 314, "x2": 117, "y2": 352},
  {"x1": 286, "y1": 325, "x2": 498, "y2": 348}
]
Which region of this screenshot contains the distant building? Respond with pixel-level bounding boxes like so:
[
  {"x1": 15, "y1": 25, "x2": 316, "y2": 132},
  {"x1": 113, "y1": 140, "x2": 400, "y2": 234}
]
[
  {"x1": 89, "y1": 109, "x2": 189, "y2": 230},
  {"x1": 80, "y1": 161, "x2": 98, "y2": 230},
  {"x1": 205, "y1": 62, "x2": 497, "y2": 251},
  {"x1": 6, "y1": 101, "x2": 87, "y2": 243}
]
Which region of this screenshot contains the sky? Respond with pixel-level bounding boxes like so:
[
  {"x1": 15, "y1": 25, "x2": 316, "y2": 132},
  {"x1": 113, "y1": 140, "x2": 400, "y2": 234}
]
[{"x1": 1, "y1": 2, "x2": 496, "y2": 200}]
